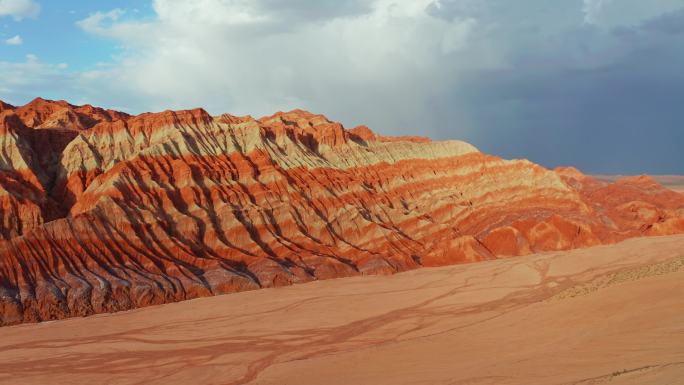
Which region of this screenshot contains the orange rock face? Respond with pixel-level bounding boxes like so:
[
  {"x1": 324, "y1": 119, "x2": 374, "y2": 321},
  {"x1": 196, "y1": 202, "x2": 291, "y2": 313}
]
[{"x1": 0, "y1": 98, "x2": 682, "y2": 326}]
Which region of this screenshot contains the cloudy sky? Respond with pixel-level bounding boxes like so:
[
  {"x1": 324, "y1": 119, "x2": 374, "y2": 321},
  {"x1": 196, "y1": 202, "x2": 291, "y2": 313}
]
[{"x1": 1, "y1": 0, "x2": 683, "y2": 174}]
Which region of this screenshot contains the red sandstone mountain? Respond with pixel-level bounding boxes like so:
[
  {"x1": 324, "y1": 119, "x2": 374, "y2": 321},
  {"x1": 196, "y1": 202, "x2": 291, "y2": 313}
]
[{"x1": 0, "y1": 98, "x2": 682, "y2": 326}]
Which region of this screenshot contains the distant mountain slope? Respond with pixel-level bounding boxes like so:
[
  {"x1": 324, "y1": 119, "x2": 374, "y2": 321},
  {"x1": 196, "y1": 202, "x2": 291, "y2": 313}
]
[
  {"x1": 595, "y1": 175, "x2": 684, "y2": 194},
  {"x1": 1, "y1": 98, "x2": 683, "y2": 326}
]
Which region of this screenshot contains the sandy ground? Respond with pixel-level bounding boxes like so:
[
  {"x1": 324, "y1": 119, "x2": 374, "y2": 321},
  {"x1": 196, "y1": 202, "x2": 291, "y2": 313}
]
[{"x1": 0, "y1": 236, "x2": 683, "y2": 385}]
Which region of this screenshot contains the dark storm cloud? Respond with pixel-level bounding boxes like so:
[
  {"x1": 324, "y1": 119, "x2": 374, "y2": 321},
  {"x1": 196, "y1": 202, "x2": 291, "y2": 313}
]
[
  {"x1": 641, "y1": 7, "x2": 684, "y2": 35},
  {"x1": 434, "y1": 58, "x2": 684, "y2": 174},
  {"x1": 427, "y1": 0, "x2": 582, "y2": 26},
  {"x1": 422, "y1": 1, "x2": 684, "y2": 174}
]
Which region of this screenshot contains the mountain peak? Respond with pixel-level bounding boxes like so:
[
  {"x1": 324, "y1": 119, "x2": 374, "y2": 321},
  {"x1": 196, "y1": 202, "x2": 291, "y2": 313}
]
[
  {"x1": 217, "y1": 113, "x2": 254, "y2": 124},
  {"x1": 0, "y1": 100, "x2": 15, "y2": 112},
  {"x1": 348, "y1": 125, "x2": 377, "y2": 141},
  {"x1": 258, "y1": 109, "x2": 348, "y2": 149},
  {"x1": 1, "y1": 98, "x2": 437, "y2": 148},
  {"x1": 23, "y1": 97, "x2": 73, "y2": 112},
  {"x1": 258, "y1": 109, "x2": 329, "y2": 125}
]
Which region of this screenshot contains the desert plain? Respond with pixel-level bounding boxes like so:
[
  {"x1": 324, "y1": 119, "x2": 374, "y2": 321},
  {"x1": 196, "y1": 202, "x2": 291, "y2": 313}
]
[
  {"x1": 595, "y1": 175, "x2": 684, "y2": 194},
  {"x1": 652, "y1": 176, "x2": 684, "y2": 194},
  {"x1": 0, "y1": 234, "x2": 683, "y2": 385}
]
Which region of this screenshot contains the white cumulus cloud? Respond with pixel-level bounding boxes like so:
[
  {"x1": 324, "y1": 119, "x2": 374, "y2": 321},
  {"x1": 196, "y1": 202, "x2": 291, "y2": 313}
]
[
  {"x1": 75, "y1": 8, "x2": 126, "y2": 35},
  {"x1": 4, "y1": 34, "x2": 22, "y2": 45},
  {"x1": 72, "y1": 0, "x2": 480, "y2": 134},
  {"x1": 0, "y1": 0, "x2": 40, "y2": 20},
  {"x1": 66, "y1": 0, "x2": 684, "y2": 142},
  {"x1": 0, "y1": 54, "x2": 76, "y2": 104},
  {"x1": 582, "y1": 0, "x2": 610, "y2": 24}
]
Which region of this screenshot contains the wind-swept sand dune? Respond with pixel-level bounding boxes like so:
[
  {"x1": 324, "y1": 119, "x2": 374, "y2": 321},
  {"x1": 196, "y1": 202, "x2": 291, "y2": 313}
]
[{"x1": 0, "y1": 235, "x2": 683, "y2": 385}]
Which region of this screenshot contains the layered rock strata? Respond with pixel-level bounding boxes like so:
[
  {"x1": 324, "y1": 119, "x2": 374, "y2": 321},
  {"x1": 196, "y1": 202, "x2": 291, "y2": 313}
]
[{"x1": 1, "y1": 98, "x2": 683, "y2": 325}]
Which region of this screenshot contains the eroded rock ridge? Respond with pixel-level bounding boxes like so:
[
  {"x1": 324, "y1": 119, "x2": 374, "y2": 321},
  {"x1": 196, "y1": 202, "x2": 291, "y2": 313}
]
[{"x1": 1, "y1": 98, "x2": 683, "y2": 325}]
